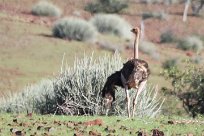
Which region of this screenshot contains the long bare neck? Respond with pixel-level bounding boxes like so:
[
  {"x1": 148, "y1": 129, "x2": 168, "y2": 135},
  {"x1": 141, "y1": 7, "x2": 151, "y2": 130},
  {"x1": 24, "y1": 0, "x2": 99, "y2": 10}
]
[{"x1": 134, "y1": 32, "x2": 140, "y2": 59}]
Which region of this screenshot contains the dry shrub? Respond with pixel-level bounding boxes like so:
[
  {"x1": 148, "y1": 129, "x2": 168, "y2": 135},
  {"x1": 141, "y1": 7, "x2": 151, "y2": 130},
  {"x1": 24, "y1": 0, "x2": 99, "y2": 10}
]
[
  {"x1": 160, "y1": 30, "x2": 176, "y2": 43},
  {"x1": 53, "y1": 18, "x2": 97, "y2": 42},
  {"x1": 91, "y1": 14, "x2": 133, "y2": 40},
  {"x1": 85, "y1": 0, "x2": 128, "y2": 13},
  {"x1": 177, "y1": 36, "x2": 203, "y2": 52},
  {"x1": 142, "y1": 11, "x2": 168, "y2": 20},
  {"x1": 32, "y1": 1, "x2": 61, "y2": 17}
]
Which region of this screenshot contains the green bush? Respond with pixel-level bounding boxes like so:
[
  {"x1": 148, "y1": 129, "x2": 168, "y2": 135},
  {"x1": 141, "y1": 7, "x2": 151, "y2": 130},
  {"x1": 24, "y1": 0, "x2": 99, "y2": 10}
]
[
  {"x1": 52, "y1": 18, "x2": 97, "y2": 42},
  {"x1": 31, "y1": 1, "x2": 61, "y2": 17},
  {"x1": 162, "y1": 60, "x2": 204, "y2": 117},
  {"x1": 0, "y1": 53, "x2": 163, "y2": 117},
  {"x1": 91, "y1": 14, "x2": 132, "y2": 40},
  {"x1": 162, "y1": 58, "x2": 178, "y2": 69},
  {"x1": 85, "y1": 0, "x2": 128, "y2": 13},
  {"x1": 142, "y1": 11, "x2": 168, "y2": 20},
  {"x1": 160, "y1": 30, "x2": 176, "y2": 43},
  {"x1": 177, "y1": 36, "x2": 203, "y2": 52}
]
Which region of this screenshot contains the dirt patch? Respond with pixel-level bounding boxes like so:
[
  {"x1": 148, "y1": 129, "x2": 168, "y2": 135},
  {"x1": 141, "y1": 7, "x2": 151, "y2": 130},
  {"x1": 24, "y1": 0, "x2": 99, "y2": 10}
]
[
  {"x1": 0, "y1": 67, "x2": 25, "y2": 77},
  {"x1": 83, "y1": 119, "x2": 103, "y2": 126}
]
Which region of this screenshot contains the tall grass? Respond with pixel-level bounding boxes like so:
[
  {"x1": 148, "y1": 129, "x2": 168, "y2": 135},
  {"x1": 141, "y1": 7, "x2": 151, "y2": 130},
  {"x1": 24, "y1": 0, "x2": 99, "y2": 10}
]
[
  {"x1": 31, "y1": 1, "x2": 61, "y2": 17},
  {"x1": 90, "y1": 14, "x2": 133, "y2": 40},
  {"x1": 0, "y1": 53, "x2": 163, "y2": 117},
  {"x1": 52, "y1": 18, "x2": 97, "y2": 42}
]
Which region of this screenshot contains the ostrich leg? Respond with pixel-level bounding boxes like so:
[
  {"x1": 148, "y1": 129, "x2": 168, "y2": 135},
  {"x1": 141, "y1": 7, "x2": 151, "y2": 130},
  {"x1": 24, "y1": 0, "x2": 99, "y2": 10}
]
[
  {"x1": 121, "y1": 73, "x2": 131, "y2": 118},
  {"x1": 132, "y1": 80, "x2": 147, "y2": 117},
  {"x1": 125, "y1": 86, "x2": 131, "y2": 118}
]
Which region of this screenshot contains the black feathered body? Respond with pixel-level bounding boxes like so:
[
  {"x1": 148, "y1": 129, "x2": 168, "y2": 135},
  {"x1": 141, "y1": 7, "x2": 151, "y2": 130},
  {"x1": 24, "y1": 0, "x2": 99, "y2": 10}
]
[
  {"x1": 121, "y1": 59, "x2": 150, "y2": 89},
  {"x1": 101, "y1": 59, "x2": 150, "y2": 102}
]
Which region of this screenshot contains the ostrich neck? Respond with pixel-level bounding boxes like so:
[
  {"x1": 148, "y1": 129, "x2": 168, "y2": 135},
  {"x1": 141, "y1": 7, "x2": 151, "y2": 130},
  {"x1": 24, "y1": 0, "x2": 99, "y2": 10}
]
[{"x1": 134, "y1": 33, "x2": 140, "y2": 59}]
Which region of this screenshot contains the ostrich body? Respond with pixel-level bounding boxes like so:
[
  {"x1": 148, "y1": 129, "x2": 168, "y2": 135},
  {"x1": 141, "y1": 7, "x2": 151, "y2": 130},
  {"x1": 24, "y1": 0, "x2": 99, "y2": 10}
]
[{"x1": 101, "y1": 27, "x2": 150, "y2": 118}]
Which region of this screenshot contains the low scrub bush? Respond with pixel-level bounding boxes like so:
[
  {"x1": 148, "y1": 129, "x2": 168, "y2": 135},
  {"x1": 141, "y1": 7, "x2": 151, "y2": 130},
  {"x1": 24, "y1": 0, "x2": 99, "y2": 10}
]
[
  {"x1": 52, "y1": 18, "x2": 97, "y2": 42},
  {"x1": 0, "y1": 53, "x2": 163, "y2": 117},
  {"x1": 142, "y1": 11, "x2": 168, "y2": 20},
  {"x1": 191, "y1": 56, "x2": 204, "y2": 64},
  {"x1": 97, "y1": 41, "x2": 124, "y2": 53},
  {"x1": 85, "y1": 0, "x2": 128, "y2": 13},
  {"x1": 0, "y1": 80, "x2": 55, "y2": 114},
  {"x1": 31, "y1": 1, "x2": 61, "y2": 17},
  {"x1": 163, "y1": 0, "x2": 182, "y2": 5},
  {"x1": 140, "y1": 0, "x2": 162, "y2": 4},
  {"x1": 141, "y1": 0, "x2": 181, "y2": 4},
  {"x1": 160, "y1": 30, "x2": 176, "y2": 43},
  {"x1": 90, "y1": 14, "x2": 132, "y2": 40},
  {"x1": 177, "y1": 36, "x2": 203, "y2": 52}
]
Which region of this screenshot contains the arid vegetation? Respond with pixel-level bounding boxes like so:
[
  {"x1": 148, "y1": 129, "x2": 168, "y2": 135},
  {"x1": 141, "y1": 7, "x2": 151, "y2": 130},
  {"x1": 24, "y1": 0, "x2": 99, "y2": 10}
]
[{"x1": 0, "y1": 0, "x2": 204, "y2": 135}]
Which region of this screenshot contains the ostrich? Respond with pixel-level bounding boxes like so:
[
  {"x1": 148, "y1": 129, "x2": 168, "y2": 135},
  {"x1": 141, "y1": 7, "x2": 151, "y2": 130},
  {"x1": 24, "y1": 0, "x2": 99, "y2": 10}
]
[{"x1": 101, "y1": 27, "x2": 150, "y2": 118}]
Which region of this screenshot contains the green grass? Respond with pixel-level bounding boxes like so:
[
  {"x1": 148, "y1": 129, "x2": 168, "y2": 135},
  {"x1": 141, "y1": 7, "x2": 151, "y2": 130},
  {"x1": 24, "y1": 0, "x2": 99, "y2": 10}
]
[{"x1": 0, "y1": 114, "x2": 204, "y2": 135}]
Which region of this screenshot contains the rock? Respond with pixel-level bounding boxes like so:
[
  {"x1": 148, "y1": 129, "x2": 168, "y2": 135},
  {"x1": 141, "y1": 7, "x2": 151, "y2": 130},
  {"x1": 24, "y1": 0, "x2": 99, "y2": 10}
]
[
  {"x1": 89, "y1": 130, "x2": 101, "y2": 136},
  {"x1": 13, "y1": 119, "x2": 18, "y2": 123},
  {"x1": 104, "y1": 126, "x2": 116, "y2": 133},
  {"x1": 137, "y1": 130, "x2": 148, "y2": 136},
  {"x1": 152, "y1": 129, "x2": 164, "y2": 136}
]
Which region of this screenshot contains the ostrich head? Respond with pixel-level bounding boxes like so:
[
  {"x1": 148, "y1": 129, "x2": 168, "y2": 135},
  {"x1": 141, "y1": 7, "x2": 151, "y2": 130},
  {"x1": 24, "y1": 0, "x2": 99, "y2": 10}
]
[
  {"x1": 131, "y1": 27, "x2": 140, "y2": 37},
  {"x1": 101, "y1": 85, "x2": 115, "y2": 109}
]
